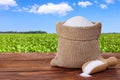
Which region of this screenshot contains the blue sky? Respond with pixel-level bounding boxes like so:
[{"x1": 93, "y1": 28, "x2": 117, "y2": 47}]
[{"x1": 0, "y1": 0, "x2": 120, "y2": 33}]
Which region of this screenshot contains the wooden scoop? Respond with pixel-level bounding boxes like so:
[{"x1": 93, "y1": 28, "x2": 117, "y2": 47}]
[{"x1": 82, "y1": 57, "x2": 118, "y2": 75}]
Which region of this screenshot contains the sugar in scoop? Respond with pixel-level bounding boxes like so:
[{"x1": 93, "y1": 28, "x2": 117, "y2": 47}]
[
  {"x1": 80, "y1": 60, "x2": 104, "y2": 77},
  {"x1": 80, "y1": 57, "x2": 118, "y2": 77},
  {"x1": 63, "y1": 16, "x2": 94, "y2": 27}
]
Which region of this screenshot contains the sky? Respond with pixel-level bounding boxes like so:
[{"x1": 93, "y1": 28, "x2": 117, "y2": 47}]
[{"x1": 0, "y1": 0, "x2": 120, "y2": 33}]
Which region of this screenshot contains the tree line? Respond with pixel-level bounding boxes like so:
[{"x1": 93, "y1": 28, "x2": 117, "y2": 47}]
[{"x1": 0, "y1": 31, "x2": 47, "y2": 34}]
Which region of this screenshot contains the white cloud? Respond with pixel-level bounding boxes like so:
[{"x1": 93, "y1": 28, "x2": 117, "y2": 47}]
[
  {"x1": 78, "y1": 1, "x2": 92, "y2": 8},
  {"x1": 37, "y1": 3, "x2": 73, "y2": 16},
  {"x1": 100, "y1": 4, "x2": 107, "y2": 9},
  {"x1": 14, "y1": 3, "x2": 73, "y2": 16},
  {"x1": 0, "y1": 0, "x2": 17, "y2": 6},
  {"x1": 13, "y1": 6, "x2": 30, "y2": 12},
  {"x1": 29, "y1": 4, "x2": 39, "y2": 13},
  {"x1": 19, "y1": 7, "x2": 29, "y2": 12},
  {"x1": 73, "y1": 3, "x2": 76, "y2": 6},
  {"x1": 105, "y1": 0, "x2": 114, "y2": 4},
  {"x1": 94, "y1": 0, "x2": 98, "y2": 4}
]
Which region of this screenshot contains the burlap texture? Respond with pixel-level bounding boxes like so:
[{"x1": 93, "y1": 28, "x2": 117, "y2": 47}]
[{"x1": 50, "y1": 22, "x2": 102, "y2": 68}]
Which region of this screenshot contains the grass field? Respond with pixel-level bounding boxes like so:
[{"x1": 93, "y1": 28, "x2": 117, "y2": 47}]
[{"x1": 0, "y1": 33, "x2": 119, "y2": 53}]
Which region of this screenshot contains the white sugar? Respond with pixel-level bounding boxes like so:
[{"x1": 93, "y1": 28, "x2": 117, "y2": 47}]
[
  {"x1": 80, "y1": 60, "x2": 104, "y2": 77},
  {"x1": 84, "y1": 60, "x2": 104, "y2": 74},
  {"x1": 63, "y1": 16, "x2": 94, "y2": 27},
  {"x1": 80, "y1": 73, "x2": 92, "y2": 77}
]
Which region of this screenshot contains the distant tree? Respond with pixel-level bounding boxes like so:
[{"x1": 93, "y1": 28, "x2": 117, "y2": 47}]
[{"x1": 0, "y1": 31, "x2": 47, "y2": 34}]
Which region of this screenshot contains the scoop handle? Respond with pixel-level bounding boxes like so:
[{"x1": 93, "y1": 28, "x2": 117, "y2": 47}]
[{"x1": 105, "y1": 57, "x2": 118, "y2": 67}]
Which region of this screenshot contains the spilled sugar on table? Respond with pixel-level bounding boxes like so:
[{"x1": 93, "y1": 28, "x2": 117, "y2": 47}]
[{"x1": 0, "y1": 53, "x2": 119, "y2": 80}]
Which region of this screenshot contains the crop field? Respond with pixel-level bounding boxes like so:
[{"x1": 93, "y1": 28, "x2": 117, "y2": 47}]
[
  {"x1": 0, "y1": 33, "x2": 119, "y2": 53},
  {"x1": 99, "y1": 33, "x2": 120, "y2": 53}
]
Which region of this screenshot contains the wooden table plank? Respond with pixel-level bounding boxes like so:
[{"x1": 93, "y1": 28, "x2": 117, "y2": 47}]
[
  {"x1": 0, "y1": 53, "x2": 119, "y2": 80},
  {"x1": 0, "y1": 68, "x2": 119, "y2": 80},
  {"x1": 0, "y1": 53, "x2": 55, "y2": 60},
  {"x1": 0, "y1": 52, "x2": 119, "y2": 60}
]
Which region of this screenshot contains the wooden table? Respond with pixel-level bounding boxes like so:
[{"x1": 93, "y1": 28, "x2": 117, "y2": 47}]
[{"x1": 0, "y1": 53, "x2": 119, "y2": 80}]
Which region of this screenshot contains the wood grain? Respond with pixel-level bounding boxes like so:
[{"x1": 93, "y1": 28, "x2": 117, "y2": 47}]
[{"x1": 0, "y1": 53, "x2": 119, "y2": 80}]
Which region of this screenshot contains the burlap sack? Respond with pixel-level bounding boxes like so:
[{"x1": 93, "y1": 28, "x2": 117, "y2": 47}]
[{"x1": 50, "y1": 22, "x2": 102, "y2": 68}]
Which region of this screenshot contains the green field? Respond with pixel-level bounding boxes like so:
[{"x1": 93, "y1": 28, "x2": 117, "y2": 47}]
[
  {"x1": 0, "y1": 33, "x2": 119, "y2": 53},
  {"x1": 99, "y1": 33, "x2": 120, "y2": 53}
]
